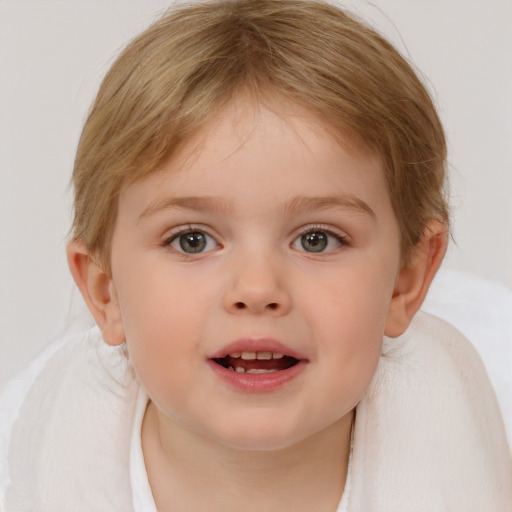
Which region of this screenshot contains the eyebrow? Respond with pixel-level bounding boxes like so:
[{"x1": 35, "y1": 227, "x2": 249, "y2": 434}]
[
  {"x1": 283, "y1": 195, "x2": 377, "y2": 220},
  {"x1": 138, "y1": 196, "x2": 234, "y2": 221},
  {"x1": 138, "y1": 194, "x2": 376, "y2": 221}
]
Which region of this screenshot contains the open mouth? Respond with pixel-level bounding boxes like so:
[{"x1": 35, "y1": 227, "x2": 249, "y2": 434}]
[{"x1": 212, "y1": 351, "x2": 299, "y2": 374}]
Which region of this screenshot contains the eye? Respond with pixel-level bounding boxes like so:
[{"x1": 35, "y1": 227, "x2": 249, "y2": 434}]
[
  {"x1": 166, "y1": 229, "x2": 218, "y2": 254},
  {"x1": 292, "y1": 228, "x2": 346, "y2": 253}
]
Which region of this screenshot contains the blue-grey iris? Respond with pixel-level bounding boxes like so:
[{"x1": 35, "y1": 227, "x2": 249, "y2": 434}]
[
  {"x1": 179, "y1": 232, "x2": 207, "y2": 253},
  {"x1": 301, "y1": 231, "x2": 327, "y2": 252}
]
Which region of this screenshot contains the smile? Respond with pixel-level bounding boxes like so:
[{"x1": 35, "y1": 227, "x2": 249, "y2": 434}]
[{"x1": 208, "y1": 339, "x2": 308, "y2": 392}]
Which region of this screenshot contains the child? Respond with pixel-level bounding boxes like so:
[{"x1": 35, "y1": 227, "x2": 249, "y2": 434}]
[{"x1": 1, "y1": 1, "x2": 511, "y2": 510}]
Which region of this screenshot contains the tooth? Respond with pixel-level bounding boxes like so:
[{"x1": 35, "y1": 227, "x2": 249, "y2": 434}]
[
  {"x1": 230, "y1": 352, "x2": 242, "y2": 358},
  {"x1": 228, "y1": 366, "x2": 235, "y2": 371},
  {"x1": 241, "y1": 351, "x2": 256, "y2": 360},
  {"x1": 235, "y1": 367, "x2": 245, "y2": 373},
  {"x1": 272, "y1": 353, "x2": 284, "y2": 359},
  {"x1": 246, "y1": 368, "x2": 275, "y2": 374},
  {"x1": 256, "y1": 351, "x2": 272, "y2": 360}
]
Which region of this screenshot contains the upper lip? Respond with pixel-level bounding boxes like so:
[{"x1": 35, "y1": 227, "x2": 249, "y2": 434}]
[{"x1": 208, "y1": 338, "x2": 307, "y2": 361}]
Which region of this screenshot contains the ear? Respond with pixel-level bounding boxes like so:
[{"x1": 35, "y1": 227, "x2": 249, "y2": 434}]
[
  {"x1": 66, "y1": 240, "x2": 125, "y2": 346},
  {"x1": 385, "y1": 220, "x2": 448, "y2": 338}
]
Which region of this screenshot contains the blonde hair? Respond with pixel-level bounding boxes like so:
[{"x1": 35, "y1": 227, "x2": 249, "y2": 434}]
[{"x1": 71, "y1": 0, "x2": 448, "y2": 272}]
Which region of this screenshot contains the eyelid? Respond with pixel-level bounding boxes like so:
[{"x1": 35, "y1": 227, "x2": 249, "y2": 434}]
[{"x1": 295, "y1": 223, "x2": 349, "y2": 241}]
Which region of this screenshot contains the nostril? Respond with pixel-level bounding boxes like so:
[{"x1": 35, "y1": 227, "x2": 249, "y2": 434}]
[{"x1": 233, "y1": 301, "x2": 279, "y2": 311}]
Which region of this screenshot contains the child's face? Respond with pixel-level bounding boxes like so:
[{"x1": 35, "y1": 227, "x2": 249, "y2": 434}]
[{"x1": 109, "y1": 100, "x2": 403, "y2": 450}]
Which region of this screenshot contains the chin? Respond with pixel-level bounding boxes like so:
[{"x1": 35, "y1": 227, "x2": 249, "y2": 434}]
[
  {"x1": 206, "y1": 417, "x2": 312, "y2": 452},
  {"x1": 220, "y1": 434, "x2": 301, "y2": 452}
]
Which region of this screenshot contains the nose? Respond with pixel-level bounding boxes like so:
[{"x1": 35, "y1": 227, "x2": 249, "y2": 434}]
[{"x1": 222, "y1": 253, "x2": 292, "y2": 316}]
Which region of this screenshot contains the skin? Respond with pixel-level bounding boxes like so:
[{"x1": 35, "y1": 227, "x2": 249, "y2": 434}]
[{"x1": 68, "y1": 99, "x2": 447, "y2": 512}]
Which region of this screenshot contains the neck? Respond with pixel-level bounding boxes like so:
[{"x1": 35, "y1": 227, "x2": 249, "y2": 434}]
[{"x1": 142, "y1": 402, "x2": 353, "y2": 512}]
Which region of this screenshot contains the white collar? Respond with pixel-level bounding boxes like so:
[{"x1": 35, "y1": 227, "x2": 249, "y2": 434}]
[{"x1": 130, "y1": 388, "x2": 157, "y2": 512}]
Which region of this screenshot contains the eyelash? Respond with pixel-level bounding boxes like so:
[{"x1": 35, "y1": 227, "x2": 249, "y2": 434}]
[
  {"x1": 160, "y1": 224, "x2": 349, "y2": 255},
  {"x1": 293, "y1": 224, "x2": 349, "y2": 253},
  {"x1": 161, "y1": 225, "x2": 219, "y2": 253}
]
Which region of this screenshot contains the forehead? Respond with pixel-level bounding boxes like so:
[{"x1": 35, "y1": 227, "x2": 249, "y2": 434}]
[{"x1": 117, "y1": 99, "x2": 393, "y2": 226}]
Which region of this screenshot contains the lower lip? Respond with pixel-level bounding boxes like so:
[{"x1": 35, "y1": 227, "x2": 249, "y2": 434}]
[{"x1": 207, "y1": 360, "x2": 308, "y2": 392}]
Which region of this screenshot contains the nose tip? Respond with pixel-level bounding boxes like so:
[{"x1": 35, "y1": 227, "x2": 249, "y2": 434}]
[{"x1": 223, "y1": 263, "x2": 292, "y2": 316}]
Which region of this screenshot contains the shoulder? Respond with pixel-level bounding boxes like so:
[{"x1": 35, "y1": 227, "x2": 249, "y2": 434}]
[
  {"x1": 381, "y1": 311, "x2": 508, "y2": 450},
  {"x1": 422, "y1": 267, "x2": 512, "y2": 434},
  {"x1": 349, "y1": 312, "x2": 512, "y2": 511},
  {"x1": 369, "y1": 311, "x2": 495, "y2": 413},
  {"x1": 0, "y1": 334, "x2": 74, "y2": 507},
  {"x1": 383, "y1": 310, "x2": 489, "y2": 377},
  {"x1": 0, "y1": 328, "x2": 139, "y2": 511}
]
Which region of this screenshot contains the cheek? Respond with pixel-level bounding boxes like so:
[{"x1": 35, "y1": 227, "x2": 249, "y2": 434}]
[
  {"x1": 116, "y1": 256, "x2": 212, "y2": 333},
  {"x1": 299, "y1": 262, "x2": 394, "y2": 398},
  {"x1": 317, "y1": 298, "x2": 383, "y2": 414},
  {"x1": 308, "y1": 263, "x2": 395, "y2": 341},
  {"x1": 114, "y1": 267, "x2": 212, "y2": 394}
]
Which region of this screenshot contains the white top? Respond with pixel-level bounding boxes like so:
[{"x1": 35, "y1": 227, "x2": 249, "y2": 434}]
[
  {"x1": 130, "y1": 389, "x2": 157, "y2": 512},
  {"x1": 1, "y1": 312, "x2": 511, "y2": 511}
]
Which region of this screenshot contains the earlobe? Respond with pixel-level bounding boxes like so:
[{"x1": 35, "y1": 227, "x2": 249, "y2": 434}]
[
  {"x1": 66, "y1": 240, "x2": 126, "y2": 346},
  {"x1": 385, "y1": 220, "x2": 448, "y2": 338}
]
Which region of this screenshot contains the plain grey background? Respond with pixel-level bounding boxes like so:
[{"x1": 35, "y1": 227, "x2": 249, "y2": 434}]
[{"x1": 1, "y1": 0, "x2": 511, "y2": 390}]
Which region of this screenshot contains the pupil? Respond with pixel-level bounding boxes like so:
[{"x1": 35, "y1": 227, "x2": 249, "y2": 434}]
[
  {"x1": 180, "y1": 232, "x2": 206, "y2": 253},
  {"x1": 301, "y1": 231, "x2": 327, "y2": 252}
]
